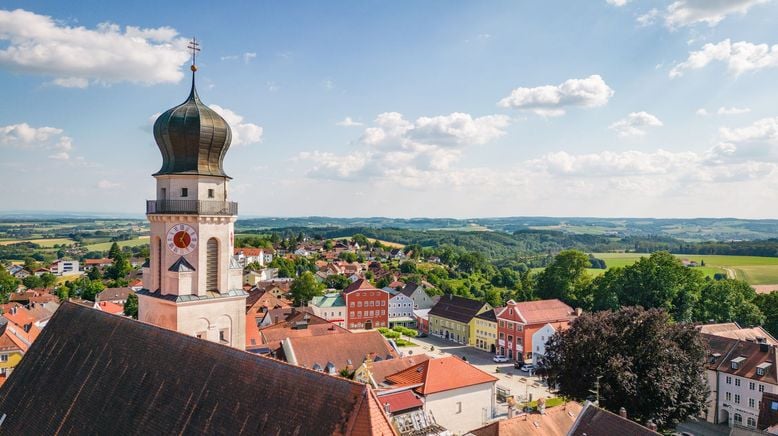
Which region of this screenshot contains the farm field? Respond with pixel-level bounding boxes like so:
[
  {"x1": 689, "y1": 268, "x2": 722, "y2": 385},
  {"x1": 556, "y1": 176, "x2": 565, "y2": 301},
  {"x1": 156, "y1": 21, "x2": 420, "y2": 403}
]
[
  {"x1": 0, "y1": 238, "x2": 76, "y2": 247},
  {"x1": 593, "y1": 253, "x2": 778, "y2": 285},
  {"x1": 84, "y1": 236, "x2": 149, "y2": 251}
]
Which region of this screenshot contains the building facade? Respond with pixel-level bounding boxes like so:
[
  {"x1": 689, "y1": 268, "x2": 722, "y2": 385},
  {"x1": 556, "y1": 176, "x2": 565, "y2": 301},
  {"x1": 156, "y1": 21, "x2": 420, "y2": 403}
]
[
  {"x1": 428, "y1": 295, "x2": 491, "y2": 346},
  {"x1": 138, "y1": 58, "x2": 247, "y2": 349},
  {"x1": 496, "y1": 299, "x2": 576, "y2": 363},
  {"x1": 309, "y1": 293, "x2": 347, "y2": 328},
  {"x1": 388, "y1": 290, "x2": 416, "y2": 328},
  {"x1": 473, "y1": 309, "x2": 498, "y2": 353},
  {"x1": 344, "y1": 279, "x2": 389, "y2": 329}
]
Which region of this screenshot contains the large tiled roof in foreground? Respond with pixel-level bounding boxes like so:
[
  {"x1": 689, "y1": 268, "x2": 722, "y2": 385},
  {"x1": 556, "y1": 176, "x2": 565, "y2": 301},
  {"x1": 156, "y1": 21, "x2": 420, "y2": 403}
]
[{"x1": 0, "y1": 302, "x2": 396, "y2": 435}]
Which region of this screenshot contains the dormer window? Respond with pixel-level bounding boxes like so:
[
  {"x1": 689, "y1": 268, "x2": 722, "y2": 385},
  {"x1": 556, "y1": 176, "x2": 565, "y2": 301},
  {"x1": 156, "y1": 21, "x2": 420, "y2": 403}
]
[
  {"x1": 757, "y1": 362, "x2": 772, "y2": 376},
  {"x1": 731, "y1": 356, "x2": 746, "y2": 370}
]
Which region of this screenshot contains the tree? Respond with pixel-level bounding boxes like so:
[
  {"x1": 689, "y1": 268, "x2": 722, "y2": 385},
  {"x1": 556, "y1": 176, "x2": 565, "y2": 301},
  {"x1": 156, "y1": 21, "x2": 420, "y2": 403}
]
[
  {"x1": 39, "y1": 272, "x2": 56, "y2": 288},
  {"x1": 535, "y1": 250, "x2": 592, "y2": 307},
  {"x1": 124, "y1": 293, "x2": 138, "y2": 319},
  {"x1": 338, "y1": 252, "x2": 357, "y2": 263},
  {"x1": 22, "y1": 275, "x2": 43, "y2": 289},
  {"x1": 352, "y1": 234, "x2": 369, "y2": 249},
  {"x1": 543, "y1": 307, "x2": 707, "y2": 430},
  {"x1": 106, "y1": 253, "x2": 132, "y2": 280},
  {"x1": 0, "y1": 269, "x2": 20, "y2": 300},
  {"x1": 87, "y1": 266, "x2": 102, "y2": 281},
  {"x1": 72, "y1": 277, "x2": 105, "y2": 301},
  {"x1": 755, "y1": 292, "x2": 778, "y2": 338},
  {"x1": 290, "y1": 271, "x2": 324, "y2": 306},
  {"x1": 696, "y1": 279, "x2": 763, "y2": 326},
  {"x1": 108, "y1": 242, "x2": 121, "y2": 260},
  {"x1": 399, "y1": 261, "x2": 417, "y2": 274},
  {"x1": 324, "y1": 274, "x2": 351, "y2": 290}
]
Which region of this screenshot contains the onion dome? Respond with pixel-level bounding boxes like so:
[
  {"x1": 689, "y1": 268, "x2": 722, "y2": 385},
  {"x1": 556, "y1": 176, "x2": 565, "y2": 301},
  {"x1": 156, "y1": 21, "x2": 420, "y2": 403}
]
[{"x1": 153, "y1": 66, "x2": 232, "y2": 178}]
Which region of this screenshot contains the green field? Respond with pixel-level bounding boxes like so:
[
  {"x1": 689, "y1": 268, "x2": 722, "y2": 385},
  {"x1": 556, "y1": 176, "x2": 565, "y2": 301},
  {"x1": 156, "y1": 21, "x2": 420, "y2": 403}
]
[
  {"x1": 593, "y1": 253, "x2": 778, "y2": 285},
  {"x1": 84, "y1": 236, "x2": 150, "y2": 251},
  {"x1": 0, "y1": 238, "x2": 77, "y2": 247}
]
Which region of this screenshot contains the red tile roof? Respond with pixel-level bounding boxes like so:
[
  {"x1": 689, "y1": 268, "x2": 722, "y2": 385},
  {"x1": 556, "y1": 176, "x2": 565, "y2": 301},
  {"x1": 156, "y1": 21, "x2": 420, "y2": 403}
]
[
  {"x1": 469, "y1": 401, "x2": 583, "y2": 436},
  {"x1": 344, "y1": 278, "x2": 379, "y2": 294},
  {"x1": 234, "y1": 248, "x2": 264, "y2": 257},
  {"x1": 376, "y1": 390, "x2": 424, "y2": 414},
  {"x1": 386, "y1": 356, "x2": 497, "y2": 395},
  {"x1": 285, "y1": 330, "x2": 397, "y2": 370},
  {"x1": 85, "y1": 258, "x2": 113, "y2": 265},
  {"x1": 511, "y1": 299, "x2": 576, "y2": 324},
  {"x1": 96, "y1": 301, "x2": 124, "y2": 315},
  {"x1": 368, "y1": 354, "x2": 431, "y2": 386}
]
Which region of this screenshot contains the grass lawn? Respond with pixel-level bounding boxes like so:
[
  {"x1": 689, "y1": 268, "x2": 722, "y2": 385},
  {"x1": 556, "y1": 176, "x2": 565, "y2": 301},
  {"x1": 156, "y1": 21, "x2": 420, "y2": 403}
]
[
  {"x1": 526, "y1": 397, "x2": 567, "y2": 408},
  {"x1": 84, "y1": 236, "x2": 149, "y2": 251},
  {"x1": 593, "y1": 253, "x2": 778, "y2": 285},
  {"x1": 0, "y1": 238, "x2": 77, "y2": 247}
]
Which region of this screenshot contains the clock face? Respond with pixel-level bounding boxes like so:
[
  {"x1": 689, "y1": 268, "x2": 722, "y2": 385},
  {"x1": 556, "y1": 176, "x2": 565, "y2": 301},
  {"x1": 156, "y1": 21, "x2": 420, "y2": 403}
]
[{"x1": 166, "y1": 224, "x2": 198, "y2": 256}]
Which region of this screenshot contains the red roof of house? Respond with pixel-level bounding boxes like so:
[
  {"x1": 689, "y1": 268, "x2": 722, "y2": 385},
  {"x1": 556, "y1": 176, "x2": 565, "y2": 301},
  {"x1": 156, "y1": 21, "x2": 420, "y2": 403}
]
[
  {"x1": 344, "y1": 278, "x2": 379, "y2": 294},
  {"x1": 508, "y1": 299, "x2": 576, "y2": 324},
  {"x1": 234, "y1": 248, "x2": 264, "y2": 257},
  {"x1": 85, "y1": 258, "x2": 112, "y2": 265},
  {"x1": 386, "y1": 356, "x2": 497, "y2": 395},
  {"x1": 96, "y1": 301, "x2": 124, "y2": 315},
  {"x1": 376, "y1": 390, "x2": 424, "y2": 414}
]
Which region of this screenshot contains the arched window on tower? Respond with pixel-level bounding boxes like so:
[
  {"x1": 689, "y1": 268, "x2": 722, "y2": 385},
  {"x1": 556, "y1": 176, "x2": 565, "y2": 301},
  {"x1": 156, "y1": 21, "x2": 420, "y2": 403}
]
[
  {"x1": 206, "y1": 238, "x2": 219, "y2": 291},
  {"x1": 156, "y1": 236, "x2": 162, "y2": 291}
]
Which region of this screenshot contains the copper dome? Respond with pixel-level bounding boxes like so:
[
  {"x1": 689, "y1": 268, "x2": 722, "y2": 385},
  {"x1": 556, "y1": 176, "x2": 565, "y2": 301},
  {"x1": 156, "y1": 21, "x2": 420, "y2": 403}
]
[{"x1": 153, "y1": 76, "x2": 232, "y2": 178}]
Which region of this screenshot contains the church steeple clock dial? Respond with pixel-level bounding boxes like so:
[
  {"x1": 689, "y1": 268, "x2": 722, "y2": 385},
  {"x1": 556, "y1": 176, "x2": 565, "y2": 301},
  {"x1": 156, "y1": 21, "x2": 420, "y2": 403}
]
[{"x1": 166, "y1": 224, "x2": 198, "y2": 255}]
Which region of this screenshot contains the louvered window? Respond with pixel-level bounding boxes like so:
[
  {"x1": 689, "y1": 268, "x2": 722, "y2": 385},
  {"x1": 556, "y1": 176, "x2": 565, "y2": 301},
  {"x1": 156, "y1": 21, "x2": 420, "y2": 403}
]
[
  {"x1": 206, "y1": 238, "x2": 218, "y2": 291},
  {"x1": 156, "y1": 237, "x2": 162, "y2": 290}
]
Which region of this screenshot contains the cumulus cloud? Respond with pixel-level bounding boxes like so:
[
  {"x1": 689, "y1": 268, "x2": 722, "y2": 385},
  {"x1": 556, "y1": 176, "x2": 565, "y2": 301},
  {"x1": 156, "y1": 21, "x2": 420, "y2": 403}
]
[
  {"x1": 299, "y1": 111, "x2": 510, "y2": 184},
  {"x1": 0, "y1": 123, "x2": 75, "y2": 159},
  {"x1": 97, "y1": 179, "x2": 120, "y2": 189},
  {"x1": 670, "y1": 39, "x2": 778, "y2": 78},
  {"x1": 208, "y1": 105, "x2": 264, "y2": 146},
  {"x1": 336, "y1": 117, "x2": 363, "y2": 127},
  {"x1": 609, "y1": 112, "x2": 663, "y2": 137},
  {"x1": 665, "y1": 0, "x2": 770, "y2": 28},
  {"x1": 720, "y1": 117, "x2": 778, "y2": 144},
  {"x1": 696, "y1": 108, "x2": 710, "y2": 116},
  {"x1": 606, "y1": 0, "x2": 630, "y2": 6},
  {"x1": 718, "y1": 106, "x2": 751, "y2": 115},
  {"x1": 0, "y1": 8, "x2": 190, "y2": 87},
  {"x1": 637, "y1": 9, "x2": 660, "y2": 26},
  {"x1": 498, "y1": 75, "x2": 614, "y2": 116}
]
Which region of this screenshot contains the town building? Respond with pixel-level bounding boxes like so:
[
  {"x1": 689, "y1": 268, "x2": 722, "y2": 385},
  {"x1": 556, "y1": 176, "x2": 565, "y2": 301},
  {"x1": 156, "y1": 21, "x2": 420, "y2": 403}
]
[
  {"x1": 354, "y1": 354, "x2": 431, "y2": 388},
  {"x1": 84, "y1": 258, "x2": 113, "y2": 270},
  {"x1": 496, "y1": 299, "x2": 577, "y2": 363},
  {"x1": 309, "y1": 292, "x2": 347, "y2": 328},
  {"x1": 468, "y1": 401, "x2": 583, "y2": 436},
  {"x1": 95, "y1": 287, "x2": 134, "y2": 305},
  {"x1": 49, "y1": 259, "x2": 79, "y2": 276},
  {"x1": 400, "y1": 282, "x2": 436, "y2": 310},
  {"x1": 474, "y1": 308, "x2": 499, "y2": 353},
  {"x1": 428, "y1": 295, "x2": 491, "y2": 345},
  {"x1": 388, "y1": 289, "x2": 416, "y2": 328},
  {"x1": 258, "y1": 311, "x2": 349, "y2": 356},
  {"x1": 138, "y1": 57, "x2": 247, "y2": 349},
  {"x1": 233, "y1": 247, "x2": 265, "y2": 267},
  {"x1": 0, "y1": 302, "x2": 397, "y2": 435},
  {"x1": 385, "y1": 356, "x2": 498, "y2": 434},
  {"x1": 567, "y1": 402, "x2": 660, "y2": 435},
  {"x1": 414, "y1": 309, "x2": 431, "y2": 335},
  {"x1": 344, "y1": 279, "x2": 389, "y2": 329},
  {"x1": 281, "y1": 330, "x2": 398, "y2": 373}
]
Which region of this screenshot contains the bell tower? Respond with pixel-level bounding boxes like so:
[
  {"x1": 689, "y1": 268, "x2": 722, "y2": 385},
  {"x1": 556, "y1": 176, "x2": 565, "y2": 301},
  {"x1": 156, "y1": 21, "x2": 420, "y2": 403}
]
[{"x1": 139, "y1": 38, "x2": 247, "y2": 350}]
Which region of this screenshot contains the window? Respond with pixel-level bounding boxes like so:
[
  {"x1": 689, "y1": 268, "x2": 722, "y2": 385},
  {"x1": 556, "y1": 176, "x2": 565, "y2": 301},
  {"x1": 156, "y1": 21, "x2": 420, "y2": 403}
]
[
  {"x1": 726, "y1": 392, "x2": 732, "y2": 401},
  {"x1": 758, "y1": 367, "x2": 765, "y2": 376},
  {"x1": 195, "y1": 332, "x2": 205, "y2": 339},
  {"x1": 350, "y1": 302, "x2": 355, "y2": 307},
  {"x1": 357, "y1": 311, "x2": 362, "y2": 317},
  {"x1": 350, "y1": 311, "x2": 355, "y2": 318},
  {"x1": 726, "y1": 376, "x2": 732, "y2": 384},
  {"x1": 734, "y1": 414, "x2": 742, "y2": 425},
  {"x1": 735, "y1": 379, "x2": 741, "y2": 387},
  {"x1": 219, "y1": 329, "x2": 229, "y2": 344},
  {"x1": 357, "y1": 302, "x2": 362, "y2": 308},
  {"x1": 208, "y1": 188, "x2": 214, "y2": 198},
  {"x1": 160, "y1": 187, "x2": 167, "y2": 199},
  {"x1": 750, "y1": 382, "x2": 756, "y2": 390},
  {"x1": 760, "y1": 384, "x2": 766, "y2": 392},
  {"x1": 735, "y1": 394, "x2": 740, "y2": 404},
  {"x1": 499, "y1": 321, "x2": 505, "y2": 328},
  {"x1": 0, "y1": 354, "x2": 7, "y2": 362},
  {"x1": 748, "y1": 417, "x2": 756, "y2": 428},
  {"x1": 509, "y1": 323, "x2": 514, "y2": 330},
  {"x1": 206, "y1": 238, "x2": 219, "y2": 291},
  {"x1": 181, "y1": 187, "x2": 188, "y2": 197},
  {"x1": 750, "y1": 398, "x2": 756, "y2": 408}
]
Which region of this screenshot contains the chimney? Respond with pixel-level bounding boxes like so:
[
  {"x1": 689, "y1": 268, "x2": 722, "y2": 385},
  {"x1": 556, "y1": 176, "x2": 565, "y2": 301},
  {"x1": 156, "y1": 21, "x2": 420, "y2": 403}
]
[
  {"x1": 646, "y1": 420, "x2": 657, "y2": 431},
  {"x1": 619, "y1": 407, "x2": 627, "y2": 418},
  {"x1": 575, "y1": 308, "x2": 583, "y2": 316},
  {"x1": 384, "y1": 403, "x2": 391, "y2": 414}
]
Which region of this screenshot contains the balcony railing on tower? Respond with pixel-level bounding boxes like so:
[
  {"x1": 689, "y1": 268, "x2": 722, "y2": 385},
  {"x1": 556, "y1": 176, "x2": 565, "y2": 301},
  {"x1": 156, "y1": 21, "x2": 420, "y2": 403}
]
[{"x1": 146, "y1": 200, "x2": 238, "y2": 216}]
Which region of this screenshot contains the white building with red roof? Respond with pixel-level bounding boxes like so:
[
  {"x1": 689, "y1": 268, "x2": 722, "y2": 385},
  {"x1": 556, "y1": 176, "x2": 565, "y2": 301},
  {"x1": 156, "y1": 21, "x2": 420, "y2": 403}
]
[{"x1": 496, "y1": 299, "x2": 578, "y2": 364}]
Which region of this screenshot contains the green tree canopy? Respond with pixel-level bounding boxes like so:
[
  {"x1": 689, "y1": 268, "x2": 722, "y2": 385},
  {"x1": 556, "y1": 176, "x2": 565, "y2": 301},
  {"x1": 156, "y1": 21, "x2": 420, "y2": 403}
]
[
  {"x1": 290, "y1": 271, "x2": 324, "y2": 306},
  {"x1": 124, "y1": 293, "x2": 138, "y2": 319},
  {"x1": 543, "y1": 307, "x2": 707, "y2": 430},
  {"x1": 696, "y1": 279, "x2": 764, "y2": 327},
  {"x1": 535, "y1": 250, "x2": 592, "y2": 307},
  {"x1": 324, "y1": 274, "x2": 351, "y2": 290},
  {"x1": 108, "y1": 242, "x2": 121, "y2": 260}
]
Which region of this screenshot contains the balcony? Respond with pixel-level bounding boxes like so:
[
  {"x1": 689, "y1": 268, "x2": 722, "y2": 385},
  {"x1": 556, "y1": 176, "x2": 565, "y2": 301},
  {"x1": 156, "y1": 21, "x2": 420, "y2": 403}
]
[{"x1": 146, "y1": 200, "x2": 238, "y2": 216}]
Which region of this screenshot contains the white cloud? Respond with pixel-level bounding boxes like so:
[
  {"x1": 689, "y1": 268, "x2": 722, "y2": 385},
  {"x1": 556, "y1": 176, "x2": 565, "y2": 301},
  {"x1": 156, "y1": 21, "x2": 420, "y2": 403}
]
[
  {"x1": 606, "y1": 0, "x2": 630, "y2": 6},
  {"x1": 665, "y1": 0, "x2": 770, "y2": 28},
  {"x1": 336, "y1": 117, "x2": 363, "y2": 127},
  {"x1": 0, "y1": 9, "x2": 190, "y2": 87},
  {"x1": 0, "y1": 123, "x2": 74, "y2": 159},
  {"x1": 266, "y1": 81, "x2": 279, "y2": 92},
  {"x1": 609, "y1": 112, "x2": 663, "y2": 137},
  {"x1": 208, "y1": 105, "x2": 264, "y2": 146},
  {"x1": 717, "y1": 106, "x2": 751, "y2": 115},
  {"x1": 637, "y1": 9, "x2": 660, "y2": 26},
  {"x1": 243, "y1": 52, "x2": 256, "y2": 64},
  {"x1": 670, "y1": 39, "x2": 778, "y2": 78},
  {"x1": 299, "y1": 111, "x2": 511, "y2": 184},
  {"x1": 97, "y1": 179, "x2": 120, "y2": 189},
  {"x1": 498, "y1": 75, "x2": 614, "y2": 116},
  {"x1": 696, "y1": 108, "x2": 710, "y2": 116},
  {"x1": 720, "y1": 117, "x2": 778, "y2": 144}
]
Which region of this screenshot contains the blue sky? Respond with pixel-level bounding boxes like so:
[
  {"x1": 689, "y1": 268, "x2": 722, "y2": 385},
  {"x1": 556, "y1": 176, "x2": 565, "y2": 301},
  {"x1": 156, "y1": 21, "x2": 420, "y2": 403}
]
[{"x1": 2, "y1": 1, "x2": 778, "y2": 218}]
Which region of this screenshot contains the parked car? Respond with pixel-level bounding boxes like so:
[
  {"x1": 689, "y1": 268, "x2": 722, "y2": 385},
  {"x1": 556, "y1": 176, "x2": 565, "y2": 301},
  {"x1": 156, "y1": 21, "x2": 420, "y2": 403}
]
[
  {"x1": 520, "y1": 364, "x2": 536, "y2": 373},
  {"x1": 493, "y1": 355, "x2": 509, "y2": 363},
  {"x1": 418, "y1": 332, "x2": 428, "y2": 338}
]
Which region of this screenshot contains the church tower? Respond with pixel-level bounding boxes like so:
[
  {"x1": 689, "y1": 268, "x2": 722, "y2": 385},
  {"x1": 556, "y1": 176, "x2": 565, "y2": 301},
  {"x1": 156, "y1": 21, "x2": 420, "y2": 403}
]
[{"x1": 139, "y1": 39, "x2": 247, "y2": 350}]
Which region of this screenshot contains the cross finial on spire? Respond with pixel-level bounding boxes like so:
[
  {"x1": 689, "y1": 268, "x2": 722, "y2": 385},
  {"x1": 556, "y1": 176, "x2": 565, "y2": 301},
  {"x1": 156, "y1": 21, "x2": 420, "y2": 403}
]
[{"x1": 187, "y1": 37, "x2": 200, "y2": 72}]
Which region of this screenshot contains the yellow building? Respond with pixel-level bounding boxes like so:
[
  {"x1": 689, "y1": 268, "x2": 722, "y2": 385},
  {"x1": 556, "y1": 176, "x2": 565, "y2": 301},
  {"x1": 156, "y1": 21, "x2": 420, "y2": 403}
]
[
  {"x1": 0, "y1": 327, "x2": 25, "y2": 382},
  {"x1": 472, "y1": 308, "x2": 498, "y2": 354},
  {"x1": 428, "y1": 295, "x2": 491, "y2": 346}
]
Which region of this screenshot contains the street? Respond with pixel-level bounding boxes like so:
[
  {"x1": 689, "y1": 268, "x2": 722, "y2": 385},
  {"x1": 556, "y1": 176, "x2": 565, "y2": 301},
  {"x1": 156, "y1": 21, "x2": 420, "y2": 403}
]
[{"x1": 399, "y1": 334, "x2": 554, "y2": 416}]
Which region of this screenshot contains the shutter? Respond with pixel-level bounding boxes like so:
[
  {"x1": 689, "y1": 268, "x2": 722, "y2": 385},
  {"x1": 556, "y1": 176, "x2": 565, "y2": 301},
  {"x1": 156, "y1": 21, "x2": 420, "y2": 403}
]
[
  {"x1": 206, "y1": 238, "x2": 218, "y2": 291},
  {"x1": 156, "y1": 237, "x2": 162, "y2": 291}
]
